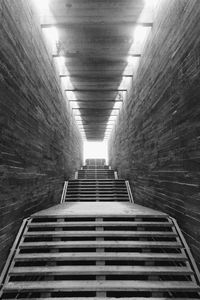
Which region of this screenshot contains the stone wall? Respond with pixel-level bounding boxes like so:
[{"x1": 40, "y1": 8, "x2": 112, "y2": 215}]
[
  {"x1": 109, "y1": 0, "x2": 200, "y2": 268},
  {"x1": 0, "y1": 0, "x2": 83, "y2": 271}
]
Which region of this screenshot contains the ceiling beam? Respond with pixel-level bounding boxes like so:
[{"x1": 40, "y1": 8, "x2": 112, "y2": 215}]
[
  {"x1": 41, "y1": 21, "x2": 153, "y2": 28},
  {"x1": 76, "y1": 120, "x2": 115, "y2": 122},
  {"x1": 60, "y1": 75, "x2": 133, "y2": 78},
  {"x1": 84, "y1": 135, "x2": 105, "y2": 136},
  {"x1": 79, "y1": 126, "x2": 112, "y2": 127},
  {"x1": 80, "y1": 128, "x2": 107, "y2": 130},
  {"x1": 69, "y1": 100, "x2": 123, "y2": 102},
  {"x1": 84, "y1": 131, "x2": 111, "y2": 132},
  {"x1": 77, "y1": 125, "x2": 115, "y2": 127},
  {"x1": 75, "y1": 114, "x2": 118, "y2": 116},
  {"x1": 78, "y1": 126, "x2": 114, "y2": 128},
  {"x1": 54, "y1": 54, "x2": 141, "y2": 59},
  {"x1": 79, "y1": 125, "x2": 113, "y2": 129},
  {"x1": 65, "y1": 89, "x2": 127, "y2": 92},
  {"x1": 72, "y1": 108, "x2": 120, "y2": 110},
  {"x1": 61, "y1": 72, "x2": 133, "y2": 77},
  {"x1": 77, "y1": 119, "x2": 115, "y2": 121},
  {"x1": 85, "y1": 139, "x2": 107, "y2": 141},
  {"x1": 80, "y1": 130, "x2": 109, "y2": 132}
]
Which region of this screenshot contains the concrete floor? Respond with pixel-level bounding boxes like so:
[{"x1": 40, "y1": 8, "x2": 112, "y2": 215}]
[{"x1": 32, "y1": 201, "x2": 167, "y2": 217}]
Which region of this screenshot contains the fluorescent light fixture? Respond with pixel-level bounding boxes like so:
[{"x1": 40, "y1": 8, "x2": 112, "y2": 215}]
[
  {"x1": 113, "y1": 102, "x2": 122, "y2": 109},
  {"x1": 115, "y1": 91, "x2": 124, "y2": 101},
  {"x1": 105, "y1": 127, "x2": 112, "y2": 130},
  {"x1": 75, "y1": 116, "x2": 82, "y2": 121},
  {"x1": 119, "y1": 77, "x2": 129, "y2": 89},
  {"x1": 111, "y1": 111, "x2": 119, "y2": 116},
  {"x1": 33, "y1": 1, "x2": 85, "y2": 135},
  {"x1": 71, "y1": 102, "x2": 79, "y2": 109},
  {"x1": 42, "y1": 26, "x2": 59, "y2": 53},
  {"x1": 66, "y1": 91, "x2": 76, "y2": 100},
  {"x1": 105, "y1": 132, "x2": 112, "y2": 135},
  {"x1": 109, "y1": 116, "x2": 117, "y2": 121},
  {"x1": 64, "y1": 76, "x2": 74, "y2": 90},
  {"x1": 73, "y1": 111, "x2": 81, "y2": 116},
  {"x1": 127, "y1": 55, "x2": 139, "y2": 63},
  {"x1": 57, "y1": 56, "x2": 65, "y2": 66},
  {"x1": 134, "y1": 26, "x2": 150, "y2": 43},
  {"x1": 32, "y1": 0, "x2": 50, "y2": 13}
]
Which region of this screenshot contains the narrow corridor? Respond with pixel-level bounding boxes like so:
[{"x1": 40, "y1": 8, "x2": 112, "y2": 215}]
[{"x1": 1, "y1": 1, "x2": 200, "y2": 299}]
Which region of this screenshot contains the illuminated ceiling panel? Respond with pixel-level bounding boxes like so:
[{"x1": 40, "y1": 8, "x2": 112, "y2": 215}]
[{"x1": 34, "y1": 0, "x2": 157, "y2": 140}]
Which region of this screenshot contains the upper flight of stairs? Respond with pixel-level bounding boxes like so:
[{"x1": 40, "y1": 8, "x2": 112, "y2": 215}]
[
  {"x1": 66, "y1": 179, "x2": 129, "y2": 202},
  {"x1": 0, "y1": 160, "x2": 200, "y2": 299},
  {"x1": 77, "y1": 167, "x2": 115, "y2": 179},
  {"x1": 65, "y1": 163, "x2": 130, "y2": 202}
]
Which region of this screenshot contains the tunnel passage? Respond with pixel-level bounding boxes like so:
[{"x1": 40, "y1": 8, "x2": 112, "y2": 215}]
[{"x1": 0, "y1": 0, "x2": 200, "y2": 296}]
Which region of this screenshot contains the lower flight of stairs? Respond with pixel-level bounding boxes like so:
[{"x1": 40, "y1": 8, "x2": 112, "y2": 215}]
[
  {"x1": 0, "y1": 164, "x2": 200, "y2": 299},
  {"x1": 1, "y1": 212, "x2": 200, "y2": 299}
]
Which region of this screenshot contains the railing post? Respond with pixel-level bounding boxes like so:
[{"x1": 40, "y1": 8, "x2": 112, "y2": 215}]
[
  {"x1": 125, "y1": 181, "x2": 134, "y2": 203},
  {"x1": 170, "y1": 217, "x2": 200, "y2": 285},
  {"x1": 0, "y1": 218, "x2": 29, "y2": 297},
  {"x1": 60, "y1": 181, "x2": 68, "y2": 203}
]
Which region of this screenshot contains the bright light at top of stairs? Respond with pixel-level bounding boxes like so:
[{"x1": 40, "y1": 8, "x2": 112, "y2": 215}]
[{"x1": 84, "y1": 141, "x2": 108, "y2": 163}]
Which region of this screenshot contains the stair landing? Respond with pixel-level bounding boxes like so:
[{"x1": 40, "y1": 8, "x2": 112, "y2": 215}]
[{"x1": 32, "y1": 202, "x2": 167, "y2": 218}]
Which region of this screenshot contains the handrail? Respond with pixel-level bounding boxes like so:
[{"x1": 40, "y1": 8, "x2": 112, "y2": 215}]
[
  {"x1": 60, "y1": 181, "x2": 68, "y2": 203},
  {"x1": 125, "y1": 180, "x2": 134, "y2": 203},
  {"x1": 0, "y1": 217, "x2": 29, "y2": 297},
  {"x1": 170, "y1": 216, "x2": 200, "y2": 285}
]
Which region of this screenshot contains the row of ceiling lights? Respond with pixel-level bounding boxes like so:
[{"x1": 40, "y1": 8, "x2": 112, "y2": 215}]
[{"x1": 34, "y1": 0, "x2": 157, "y2": 141}]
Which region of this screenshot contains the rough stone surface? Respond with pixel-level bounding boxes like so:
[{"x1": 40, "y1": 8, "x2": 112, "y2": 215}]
[
  {"x1": 0, "y1": 0, "x2": 82, "y2": 271},
  {"x1": 109, "y1": 0, "x2": 200, "y2": 269}
]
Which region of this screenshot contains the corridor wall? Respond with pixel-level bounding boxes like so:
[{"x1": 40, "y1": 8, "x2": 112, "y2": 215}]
[
  {"x1": 0, "y1": 0, "x2": 83, "y2": 271},
  {"x1": 108, "y1": 0, "x2": 200, "y2": 269}
]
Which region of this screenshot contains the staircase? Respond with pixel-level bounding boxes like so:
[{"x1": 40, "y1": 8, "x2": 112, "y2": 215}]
[
  {"x1": 77, "y1": 166, "x2": 115, "y2": 179},
  {"x1": 0, "y1": 163, "x2": 200, "y2": 299},
  {"x1": 66, "y1": 179, "x2": 130, "y2": 202}
]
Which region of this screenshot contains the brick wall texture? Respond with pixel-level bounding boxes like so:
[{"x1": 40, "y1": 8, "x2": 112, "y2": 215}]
[
  {"x1": 0, "y1": 0, "x2": 83, "y2": 271},
  {"x1": 108, "y1": 0, "x2": 200, "y2": 269}
]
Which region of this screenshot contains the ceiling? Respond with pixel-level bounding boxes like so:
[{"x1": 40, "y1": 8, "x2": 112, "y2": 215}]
[{"x1": 39, "y1": 0, "x2": 153, "y2": 140}]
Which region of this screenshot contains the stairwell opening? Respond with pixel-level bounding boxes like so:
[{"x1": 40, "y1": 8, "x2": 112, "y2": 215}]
[{"x1": 83, "y1": 141, "x2": 108, "y2": 165}]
